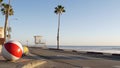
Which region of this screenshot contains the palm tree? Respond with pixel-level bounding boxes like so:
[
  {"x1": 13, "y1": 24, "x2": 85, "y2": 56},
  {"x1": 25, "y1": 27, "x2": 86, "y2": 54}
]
[
  {"x1": 54, "y1": 5, "x2": 65, "y2": 49},
  {"x1": 1, "y1": 0, "x2": 14, "y2": 42}
]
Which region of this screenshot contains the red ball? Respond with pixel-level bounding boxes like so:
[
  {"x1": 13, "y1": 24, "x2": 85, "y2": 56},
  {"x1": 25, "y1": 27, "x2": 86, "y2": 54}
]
[{"x1": 2, "y1": 40, "x2": 23, "y2": 61}]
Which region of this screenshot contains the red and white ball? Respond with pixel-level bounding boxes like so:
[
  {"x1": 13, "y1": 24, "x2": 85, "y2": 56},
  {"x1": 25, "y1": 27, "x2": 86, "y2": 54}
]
[{"x1": 2, "y1": 40, "x2": 23, "y2": 61}]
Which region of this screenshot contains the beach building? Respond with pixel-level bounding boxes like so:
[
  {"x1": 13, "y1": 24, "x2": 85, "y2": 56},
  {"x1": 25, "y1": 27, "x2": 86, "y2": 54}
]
[
  {"x1": 0, "y1": 27, "x2": 4, "y2": 38},
  {"x1": 0, "y1": 27, "x2": 4, "y2": 45},
  {"x1": 0, "y1": 27, "x2": 4, "y2": 52}
]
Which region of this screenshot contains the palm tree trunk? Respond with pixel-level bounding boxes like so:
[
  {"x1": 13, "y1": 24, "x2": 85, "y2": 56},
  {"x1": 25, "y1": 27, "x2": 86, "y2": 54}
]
[
  {"x1": 4, "y1": 0, "x2": 10, "y2": 43},
  {"x1": 4, "y1": 12, "x2": 9, "y2": 42},
  {"x1": 57, "y1": 13, "x2": 60, "y2": 49}
]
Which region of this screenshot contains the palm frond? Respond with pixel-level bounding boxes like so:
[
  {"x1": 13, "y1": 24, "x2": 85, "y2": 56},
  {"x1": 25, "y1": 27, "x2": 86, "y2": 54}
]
[
  {"x1": 2, "y1": 3, "x2": 5, "y2": 6},
  {"x1": 1, "y1": 3, "x2": 14, "y2": 16},
  {"x1": 54, "y1": 5, "x2": 65, "y2": 14},
  {"x1": 0, "y1": 0, "x2": 3, "y2": 3},
  {"x1": 63, "y1": 10, "x2": 65, "y2": 12}
]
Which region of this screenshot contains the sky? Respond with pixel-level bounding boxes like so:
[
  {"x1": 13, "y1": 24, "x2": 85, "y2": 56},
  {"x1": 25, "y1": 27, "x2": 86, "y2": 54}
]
[{"x1": 1, "y1": 0, "x2": 120, "y2": 46}]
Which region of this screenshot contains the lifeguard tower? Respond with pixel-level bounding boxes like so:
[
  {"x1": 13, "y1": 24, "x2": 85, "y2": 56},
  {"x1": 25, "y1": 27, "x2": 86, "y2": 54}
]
[
  {"x1": 34, "y1": 35, "x2": 46, "y2": 47},
  {"x1": 34, "y1": 36, "x2": 42, "y2": 44}
]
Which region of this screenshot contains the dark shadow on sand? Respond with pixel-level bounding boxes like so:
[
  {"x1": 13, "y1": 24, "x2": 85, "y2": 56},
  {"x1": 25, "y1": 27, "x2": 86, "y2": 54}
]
[{"x1": 82, "y1": 53, "x2": 120, "y2": 61}]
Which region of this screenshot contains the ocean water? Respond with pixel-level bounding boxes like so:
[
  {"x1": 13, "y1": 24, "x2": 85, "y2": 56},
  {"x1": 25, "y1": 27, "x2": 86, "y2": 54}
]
[
  {"x1": 29, "y1": 45, "x2": 120, "y2": 54},
  {"x1": 47, "y1": 45, "x2": 120, "y2": 54}
]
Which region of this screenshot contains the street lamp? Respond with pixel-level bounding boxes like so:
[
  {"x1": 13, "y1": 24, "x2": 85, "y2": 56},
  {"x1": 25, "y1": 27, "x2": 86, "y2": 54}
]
[{"x1": 7, "y1": 18, "x2": 18, "y2": 40}]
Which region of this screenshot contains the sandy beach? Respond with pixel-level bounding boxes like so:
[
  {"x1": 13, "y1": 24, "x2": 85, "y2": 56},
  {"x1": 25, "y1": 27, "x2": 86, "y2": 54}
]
[
  {"x1": 0, "y1": 47, "x2": 120, "y2": 68},
  {"x1": 29, "y1": 47, "x2": 120, "y2": 68}
]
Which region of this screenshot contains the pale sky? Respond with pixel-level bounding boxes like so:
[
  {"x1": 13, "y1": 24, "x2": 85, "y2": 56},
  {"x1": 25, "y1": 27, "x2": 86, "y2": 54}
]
[{"x1": 1, "y1": 0, "x2": 120, "y2": 46}]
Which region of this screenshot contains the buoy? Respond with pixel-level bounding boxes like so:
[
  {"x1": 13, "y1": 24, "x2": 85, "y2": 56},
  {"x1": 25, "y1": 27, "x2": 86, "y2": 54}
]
[
  {"x1": 2, "y1": 40, "x2": 23, "y2": 61},
  {"x1": 23, "y1": 46, "x2": 29, "y2": 55}
]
